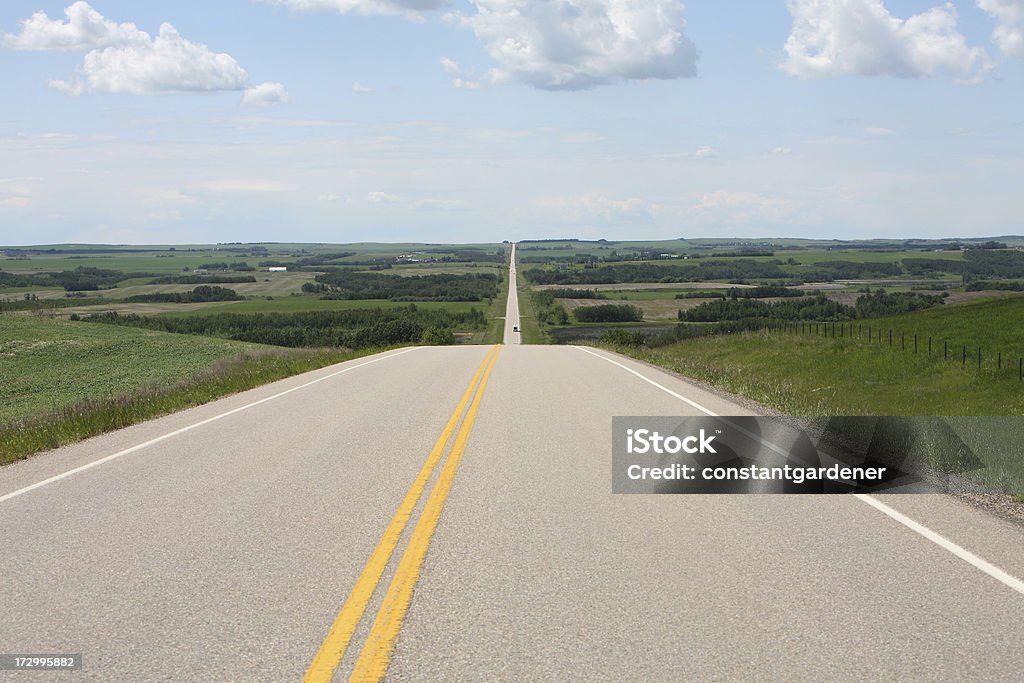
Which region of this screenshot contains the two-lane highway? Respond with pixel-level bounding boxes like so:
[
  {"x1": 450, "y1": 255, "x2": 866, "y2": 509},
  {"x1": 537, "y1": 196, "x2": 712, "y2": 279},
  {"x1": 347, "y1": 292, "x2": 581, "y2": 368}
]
[
  {"x1": 1, "y1": 245, "x2": 1023, "y2": 681},
  {"x1": 502, "y1": 242, "x2": 520, "y2": 346}
]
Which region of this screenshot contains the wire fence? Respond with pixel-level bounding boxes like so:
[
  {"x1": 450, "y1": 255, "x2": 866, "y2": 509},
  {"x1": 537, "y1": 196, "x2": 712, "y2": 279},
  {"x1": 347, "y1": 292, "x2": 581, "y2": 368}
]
[{"x1": 768, "y1": 319, "x2": 1024, "y2": 381}]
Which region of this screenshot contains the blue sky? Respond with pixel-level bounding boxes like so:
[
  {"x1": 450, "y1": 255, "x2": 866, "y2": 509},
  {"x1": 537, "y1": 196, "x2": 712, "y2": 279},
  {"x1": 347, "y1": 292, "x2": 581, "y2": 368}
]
[{"x1": 1, "y1": 0, "x2": 1022, "y2": 245}]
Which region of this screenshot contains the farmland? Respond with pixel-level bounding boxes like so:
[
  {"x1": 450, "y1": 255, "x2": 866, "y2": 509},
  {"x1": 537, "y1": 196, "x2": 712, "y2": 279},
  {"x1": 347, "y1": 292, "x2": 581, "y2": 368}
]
[
  {"x1": 0, "y1": 315, "x2": 263, "y2": 424},
  {"x1": 0, "y1": 241, "x2": 510, "y2": 460},
  {"x1": 0, "y1": 242, "x2": 508, "y2": 342},
  {"x1": 515, "y1": 237, "x2": 1024, "y2": 345}
]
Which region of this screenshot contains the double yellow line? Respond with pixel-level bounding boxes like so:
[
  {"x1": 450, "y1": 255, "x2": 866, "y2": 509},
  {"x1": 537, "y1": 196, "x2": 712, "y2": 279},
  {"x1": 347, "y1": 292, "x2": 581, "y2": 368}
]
[{"x1": 304, "y1": 345, "x2": 502, "y2": 683}]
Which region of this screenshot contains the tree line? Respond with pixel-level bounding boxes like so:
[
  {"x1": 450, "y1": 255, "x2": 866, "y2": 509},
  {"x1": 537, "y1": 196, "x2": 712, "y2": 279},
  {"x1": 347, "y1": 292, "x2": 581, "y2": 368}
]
[
  {"x1": 79, "y1": 305, "x2": 485, "y2": 349},
  {"x1": 679, "y1": 290, "x2": 946, "y2": 324},
  {"x1": 311, "y1": 271, "x2": 500, "y2": 302},
  {"x1": 123, "y1": 286, "x2": 243, "y2": 303}
]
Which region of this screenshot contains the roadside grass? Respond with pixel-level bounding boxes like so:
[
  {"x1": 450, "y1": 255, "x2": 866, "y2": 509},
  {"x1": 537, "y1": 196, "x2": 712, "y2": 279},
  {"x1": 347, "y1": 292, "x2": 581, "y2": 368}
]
[
  {"x1": 516, "y1": 267, "x2": 549, "y2": 345},
  {"x1": 0, "y1": 315, "x2": 391, "y2": 464},
  {"x1": 597, "y1": 330, "x2": 1024, "y2": 494},
  {"x1": 606, "y1": 330, "x2": 1024, "y2": 416},
  {"x1": 851, "y1": 294, "x2": 1024, "y2": 358},
  {"x1": 1, "y1": 316, "x2": 262, "y2": 423},
  {"x1": 478, "y1": 260, "x2": 509, "y2": 345},
  {"x1": 598, "y1": 296, "x2": 1024, "y2": 417}
]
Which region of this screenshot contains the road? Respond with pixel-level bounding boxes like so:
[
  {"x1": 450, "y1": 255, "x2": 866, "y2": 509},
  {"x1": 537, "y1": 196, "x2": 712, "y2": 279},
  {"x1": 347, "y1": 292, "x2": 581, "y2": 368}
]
[
  {"x1": 1, "y1": 246, "x2": 1023, "y2": 681},
  {"x1": 502, "y1": 242, "x2": 520, "y2": 346}
]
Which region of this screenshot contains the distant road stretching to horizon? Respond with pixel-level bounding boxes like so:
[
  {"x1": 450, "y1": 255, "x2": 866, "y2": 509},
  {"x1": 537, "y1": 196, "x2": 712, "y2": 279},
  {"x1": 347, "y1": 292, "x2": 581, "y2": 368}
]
[{"x1": 1, "y1": 244, "x2": 1023, "y2": 681}]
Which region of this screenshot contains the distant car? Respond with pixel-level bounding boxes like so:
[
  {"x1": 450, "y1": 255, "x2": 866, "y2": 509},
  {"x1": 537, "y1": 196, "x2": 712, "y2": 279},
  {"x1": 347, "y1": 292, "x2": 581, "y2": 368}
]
[{"x1": 513, "y1": 326, "x2": 519, "y2": 332}]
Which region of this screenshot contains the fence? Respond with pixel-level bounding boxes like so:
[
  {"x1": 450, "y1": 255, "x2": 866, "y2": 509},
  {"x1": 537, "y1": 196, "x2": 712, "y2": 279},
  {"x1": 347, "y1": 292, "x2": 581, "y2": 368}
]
[{"x1": 769, "y1": 319, "x2": 1024, "y2": 381}]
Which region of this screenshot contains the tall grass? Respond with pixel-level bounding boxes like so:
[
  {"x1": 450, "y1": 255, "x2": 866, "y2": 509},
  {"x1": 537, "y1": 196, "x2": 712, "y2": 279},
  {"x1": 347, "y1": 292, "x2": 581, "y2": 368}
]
[{"x1": 0, "y1": 347, "x2": 386, "y2": 465}]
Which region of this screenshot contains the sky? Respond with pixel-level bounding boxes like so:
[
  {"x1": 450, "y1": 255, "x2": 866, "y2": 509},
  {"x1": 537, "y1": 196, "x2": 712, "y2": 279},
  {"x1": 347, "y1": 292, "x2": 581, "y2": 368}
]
[{"x1": 0, "y1": 0, "x2": 1022, "y2": 245}]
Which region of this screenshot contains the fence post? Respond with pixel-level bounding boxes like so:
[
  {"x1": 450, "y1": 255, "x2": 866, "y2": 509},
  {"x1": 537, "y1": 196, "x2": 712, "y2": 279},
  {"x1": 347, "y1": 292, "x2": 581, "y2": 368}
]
[
  {"x1": 889, "y1": 329, "x2": 892, "y2": 346},
  {"x1": 868, "y1": 327, "x2": 872, "y2": 342},
  {"x1": 914, "y1": 334, "x2": 918, "y2": 354},
  {"x1": 929, "y1": 337, "x2": 932, "y2": 356},
  {"x1": 944, "y1": 340, "x2": 948, "y2": 360},
  {"x1": 978, "y1": 347, "x2": 982, "y2": 369},
  {"x1": 998, "y1": 352, "x2": 1002, "y2": 369},
  {"x1": 962, "y1": 345, "x2": 966, "y2": 365},
  {"x1": 901, "y1": 332, "x2": 905, "y2": 351},
  {"x1": 1019, "y1": 357, "x2": 1022, "y2": 381}
]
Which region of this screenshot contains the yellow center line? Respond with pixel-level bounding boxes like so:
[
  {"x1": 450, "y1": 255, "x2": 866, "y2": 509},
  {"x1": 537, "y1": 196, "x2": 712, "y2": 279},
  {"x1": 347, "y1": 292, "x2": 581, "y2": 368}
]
[
  {"x1": 349, "y1": 345, "x2": 502, "y2": 682},
  {"x1": 303, "y1": 345, "x2": 500, "y2": 683}
]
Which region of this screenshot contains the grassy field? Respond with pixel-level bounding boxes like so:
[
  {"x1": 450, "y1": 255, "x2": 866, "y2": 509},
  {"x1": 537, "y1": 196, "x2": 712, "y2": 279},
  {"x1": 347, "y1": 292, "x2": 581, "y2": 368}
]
[
  {"x1": 600, "y1": 315, "x2": 1024, "y2": 495},
  {"x1": 600, "y1": 296, "x2": 1024, "y2": 417},
  {"x1": 1, "y1": 242, "x2": 506, "y2": 275},
  {"x1": 0, "y1": 316, "x2": 263, "y2": 424},
  {"x1": 0, "y1": 315, "x2": 386, "y2": 463},
  {"x1": 169, "y1": 297, "x2": 486, "y2": 316},
  {"x1": 848, "y1": 295, "x2": 1024, "y2": 358}
]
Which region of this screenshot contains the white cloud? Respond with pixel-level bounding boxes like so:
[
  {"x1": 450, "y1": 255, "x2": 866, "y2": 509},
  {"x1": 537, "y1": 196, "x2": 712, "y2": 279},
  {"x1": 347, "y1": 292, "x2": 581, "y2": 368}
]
[
  {"x1": 782, "y1": 0, "x2": 991, "y2": 83},
  {"x1": 694, "y1": 145, "x2": 717, "y2": 159},
  {"x1": 261, "y1": 0, "x2": 451, "y2": 19},
  {"x1": 367, "y1": 191, "x2": 399, "y2": 204},
  {"x1": 3, "y1": 1, "x2": 146, "y2": 51},
  {"x1": 454, "y1": 0, "x2": 698, "y2": 90},
  {"x1": 692, "y1": 190, "x2": 792, "y2": 223},
  {"x1": 243, "y1": 82, "x2": 289, "y2": 105},
  {"x1": 440, "y1": 57, "x2": 482, "y2": 89},
  {"x1": 50, "y1": 23, "x2": 249, "y2": 95},
  {"x1": 0, "y1": 178, "x2": 36, "y2": 210},
  {"x1": 7, "y1": 4, "x2": 284, "y2": 99},
  {"x1": 351, "y1": 81, "x2": 374, "y2": 93},
  {"x1": 537, "y1": 192, "x2": 655, "y2": 220},
  {"x1": 978, "y1": 0, "x2": 1024, "y2": 57},
  {"x1": 772, "y1": 146, "x2": 793, "y2": 155}
]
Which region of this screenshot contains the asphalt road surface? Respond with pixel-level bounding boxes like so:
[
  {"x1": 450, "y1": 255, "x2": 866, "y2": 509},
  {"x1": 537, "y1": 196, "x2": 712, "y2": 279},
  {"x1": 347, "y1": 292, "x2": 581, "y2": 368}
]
[
  {"x1": 1, "y1": 248, "x2": 1023, "y2": 681},
  {"x1": 502, "y1": 242, "x2": 520, "y2": 346}
]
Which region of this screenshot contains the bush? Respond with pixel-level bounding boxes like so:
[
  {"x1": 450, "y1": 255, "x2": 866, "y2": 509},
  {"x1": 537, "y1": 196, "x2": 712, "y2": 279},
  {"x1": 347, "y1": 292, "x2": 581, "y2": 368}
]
[
  {"x1": 574, "y1": 304, "x2": 644, "y2": 323},
  {"x1": 124, "y1": 286, "x2": 243, "y2": 304},
  {"x1": 421, "y1": 327, "x2": 456, "y2": 345},
  {"x1": 600, "y1": 329, "x2": 645, "y2": 346}
]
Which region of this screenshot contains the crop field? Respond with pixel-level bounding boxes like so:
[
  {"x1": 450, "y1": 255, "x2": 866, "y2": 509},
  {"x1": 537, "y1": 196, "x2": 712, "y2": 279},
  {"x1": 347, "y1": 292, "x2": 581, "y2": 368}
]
[
  {"x1": 0, "y1": 242, "x2": 511, "y2": 459},
  {"x1": 0, "y1": 315, "x2": 261, "y2": 424}
]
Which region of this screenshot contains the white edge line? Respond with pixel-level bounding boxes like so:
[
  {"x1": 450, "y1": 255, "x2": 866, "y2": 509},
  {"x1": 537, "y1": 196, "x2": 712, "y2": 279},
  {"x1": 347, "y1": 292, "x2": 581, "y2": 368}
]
[
  {"x1": 574, "y1": 345, "x2": 1024, "y2": 598},
  {"x1": 0, "y1": 347, "x2": 421, "y2": 506},
  {"x1": 572, "y1": 346, "x2": 717, "y2": 417},
  {"x1": 854, "y1": 493, "x2": 1024, "y2": 596}
]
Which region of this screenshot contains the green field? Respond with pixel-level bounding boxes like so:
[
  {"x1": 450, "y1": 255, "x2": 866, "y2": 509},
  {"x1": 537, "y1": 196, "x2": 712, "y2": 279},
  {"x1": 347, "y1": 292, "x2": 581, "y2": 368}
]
[
  {"x1": 1, "y1": 242, "x2": 506, "y2": 276},
  {"x1": 602, "y1": 296, "x2": 1024, "y2": 417},
  {"x1": 166, "y1": 296, "x2": 486, "y2": 317},
  {"x1": 0, "y1": 315, "x2": 261, "y2": 424}
]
